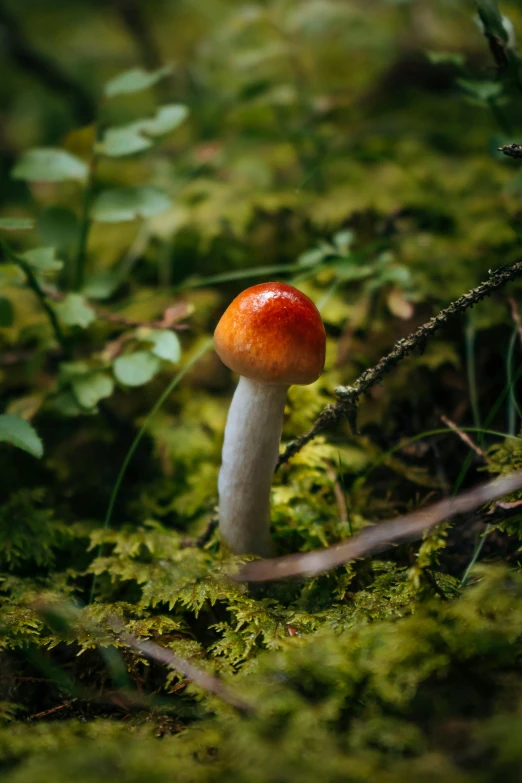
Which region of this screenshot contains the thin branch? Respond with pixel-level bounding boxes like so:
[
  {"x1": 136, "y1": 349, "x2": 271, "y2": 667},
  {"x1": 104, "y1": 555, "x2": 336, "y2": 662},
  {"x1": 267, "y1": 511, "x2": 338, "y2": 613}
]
[
  {"x1": 1, "y1": 241, "x2": 68, "y2": 352},
  {"x1": 499, "y1": 143, "x2": 522, "y2": 160},
  {"x1": 324, "y1": 460, "x2": 348, "y2": 524},
  {"x1": 235, "y1": 470, "x2": 522, "y2": 582},
  {"x1": 278, "y1": 261, "x2": 522, "y2": 467},
  {"x1": 440, "y1": 414, "x2": 486, "y2": 461},
  {"x1": 29, "y1": 700, "x2": 76, "y2": 720},
  {"x1": 111, "y1": 620, "x2": 254, "y2": 715}
]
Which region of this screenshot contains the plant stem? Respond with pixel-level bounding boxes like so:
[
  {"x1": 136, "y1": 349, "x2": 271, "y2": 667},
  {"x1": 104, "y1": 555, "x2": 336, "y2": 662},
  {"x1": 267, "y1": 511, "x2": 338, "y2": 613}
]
[
  {"x1": 1, "y1": 241, "x2": 67, "y2": 351},
  {"x1": 74, "y1": 124, "x2": 99, "y2": 291}
]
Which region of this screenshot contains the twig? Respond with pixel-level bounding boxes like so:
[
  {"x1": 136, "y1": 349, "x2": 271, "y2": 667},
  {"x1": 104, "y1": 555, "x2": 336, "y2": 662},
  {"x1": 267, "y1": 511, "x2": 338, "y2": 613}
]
[
  {"x1": 325, "y1": 460, "x2": 348, "y2": 524},
  {"x1": 112, "y1": 620, "x2": 253, "y2": 715},
  {"x1": 499, "y1": 143, "x2": 522, "y2": 160},
  {"x1": 278, "y1": 261, "x2": 522, "y2": 467},
  {"x1": 235, "y1": 469, "x2": 522, "y2": 582},
  {"x1": 1, "y1": 241, "x2": 68, "y2": 352},
  {"x1": 440, "y1": 414, "x2": 486, "y2": 461},
  {"x1": 29, "y1": 700, "x2": 76, "y2": 720}
]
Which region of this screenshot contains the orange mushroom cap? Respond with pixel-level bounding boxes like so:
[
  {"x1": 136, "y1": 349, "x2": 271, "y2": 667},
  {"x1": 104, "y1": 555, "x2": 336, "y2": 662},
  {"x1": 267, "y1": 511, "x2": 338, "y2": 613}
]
[{"x1": 214, "y1": 282, "x2": 326, "y2": 385}]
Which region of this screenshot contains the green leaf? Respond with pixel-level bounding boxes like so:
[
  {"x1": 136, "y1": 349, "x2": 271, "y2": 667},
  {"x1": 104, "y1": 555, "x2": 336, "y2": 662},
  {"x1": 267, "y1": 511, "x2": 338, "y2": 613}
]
[
  {"x1": 142, "y1": 104, "x2": 188, "y2": 135},
  {"x1": 0, "y1": 414, "x2": 43, "y2": 458},
  {"x1": 333, "y1": 230, "x2": 354, "y2": 254},
  {"x1": 55, "y1": 294, "x2": 96, "y2": 329},
  {"x1": 71, "y1": 373, "x2": 115, "y2": 409},
  {"x1": 138, "y1": 328, "x2": 181, "y2": 362},
  {"x1": 426, "y1": 50, "x2": 465, "y2": 67},
  {"x1": 0, "y1": 218, "x2": 34, "y2": 231},
  {"x1": 456, "y1": 79, "x2": 504, "y2": 103},
  {"x1": 36, "y1": 207, "x2": 80, "y2": 252},
  {"x1": 0, "y1": 296, "x2": 14, "y2": 327},
  {"x1": 476, "y1": 0, "x2": 509, "y2": 43},
  {"x1": 12, "y1": 148, "x2": 88, "y2": 182},
  {"x1": 22, "y1": 246, "x2": 63, "y2": 272},
  {"x1": 113, "y1": 351, "x2": 160, "y2": 386},
  {"x1": 104, "y1": 65, "x2": 173, "y2": 98},
  {"x1": 298, "y1": 248, "x2": 327, "y2": 267},
  {"x1": 91, "y1": 187, "x2": 172, "y2": 223},
  {"x1": 98, "y1": 124, "x2": 152, "y2": 157},
  {"x1": 98, "y1": 105, "x2": 188, "y2": 158},
  {"x1": 82, "y1": 271, "x2": 123, "y2": 300}
]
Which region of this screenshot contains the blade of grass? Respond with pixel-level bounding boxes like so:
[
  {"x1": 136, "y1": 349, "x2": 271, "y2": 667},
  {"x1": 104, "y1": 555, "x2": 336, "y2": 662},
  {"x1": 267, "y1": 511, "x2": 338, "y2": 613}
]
[
  {"x1": 89, "y1": 338, "x2": 214, "y2": 603},
  {"x1": 174, "y1": 263, "x2": 305, "y2": 291},
  {"x1": 507, "y1": 327, "x2": 522, "y2": 435},
  {"x1": 452, "y1": 363, "x2": 522, "y2": 495},
  {"x1": 461, "y1": 523, "x2": 492, "y2": 587},
  {"x1": 465, "y1": 312, "x2": 481, "y2": 430},
  {"x1": 337, "y1": 451, "x2": 352, "y2": 536},
  {"x1": 355, "y1": 426, "x2": 522, "y2": 491}
]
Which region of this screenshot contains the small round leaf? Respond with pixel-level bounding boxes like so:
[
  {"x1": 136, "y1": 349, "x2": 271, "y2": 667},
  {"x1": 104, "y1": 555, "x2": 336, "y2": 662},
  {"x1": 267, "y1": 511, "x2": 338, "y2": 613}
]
[{"x1": 114, "y1": 351, "x2": 160, "y2": 386}]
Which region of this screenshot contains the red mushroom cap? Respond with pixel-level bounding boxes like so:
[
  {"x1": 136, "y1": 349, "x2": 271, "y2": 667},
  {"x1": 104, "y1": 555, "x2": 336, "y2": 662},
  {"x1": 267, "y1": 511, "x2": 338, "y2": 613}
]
[{"x1": 214, "y1": 282, "x2": 326, "y2": 385}]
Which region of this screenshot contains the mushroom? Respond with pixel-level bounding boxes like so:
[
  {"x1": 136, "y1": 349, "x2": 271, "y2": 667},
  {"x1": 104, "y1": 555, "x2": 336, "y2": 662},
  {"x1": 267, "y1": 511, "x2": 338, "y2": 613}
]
[{"x1": 214, "y1": 282, "x2": 326, "y2": 556}]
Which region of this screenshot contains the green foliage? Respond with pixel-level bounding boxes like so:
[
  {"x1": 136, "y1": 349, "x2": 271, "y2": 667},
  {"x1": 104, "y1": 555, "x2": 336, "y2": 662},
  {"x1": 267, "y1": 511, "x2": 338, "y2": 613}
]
[
  {"x1": 90, "y1": 187, "x2": 172, "y2": 223},
  {"x1": 0, "y1": 415, "x2": 43, "y2": 458},
  {"x1": 2, "y1": 0, "x2": 522, "y2": 780},
  {"x1": 0, "y1": 490, "x2": 71, "y2": 570},
  {"x1": 12, "y1": 149, "x2": 88, "y2": 183},
  {"x1": 104, "y1": 66, "x2": 174, "y2": 98}
]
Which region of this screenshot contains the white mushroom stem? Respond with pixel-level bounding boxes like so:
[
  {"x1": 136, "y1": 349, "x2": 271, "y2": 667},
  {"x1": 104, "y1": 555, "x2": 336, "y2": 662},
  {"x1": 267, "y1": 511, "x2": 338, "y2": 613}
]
[{"x1": 218, "y1": 376, "x2": 288, "y2": 556}]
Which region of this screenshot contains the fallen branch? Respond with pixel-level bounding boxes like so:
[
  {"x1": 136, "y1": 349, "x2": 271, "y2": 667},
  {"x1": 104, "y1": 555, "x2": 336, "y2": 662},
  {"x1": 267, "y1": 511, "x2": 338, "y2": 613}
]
[
  {"x1": 112, "y1": 620, "x2": 254, "y2": 715},
  {"x1": 279, "y1": 261, "x2": 522, "y2": 467},
  {"x1": 235, "y1": 470, "x2": 522, "y2": 582}
]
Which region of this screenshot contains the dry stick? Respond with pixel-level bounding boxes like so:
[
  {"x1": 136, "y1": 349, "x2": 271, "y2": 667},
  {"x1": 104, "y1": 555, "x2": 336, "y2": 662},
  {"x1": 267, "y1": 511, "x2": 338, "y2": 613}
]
[
  {"x1": 112, "y1": 621, "x2": 254, "y2": 715},
  {"x1": 440, "y1": 414, "x2": 486, "y2": 461},
  {"x1": 236, "y1": 470, "x2": 522, "y2": 582},
  {"x1": 278, "y1": 261, "x2": 522, "y2": 468}
]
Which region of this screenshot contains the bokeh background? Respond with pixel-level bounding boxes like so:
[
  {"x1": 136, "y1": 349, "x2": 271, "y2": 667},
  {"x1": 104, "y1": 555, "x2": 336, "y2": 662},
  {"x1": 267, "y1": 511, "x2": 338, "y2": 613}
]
[{"x1": 2, "y1": 2, "x2": 522, "y2": 781}]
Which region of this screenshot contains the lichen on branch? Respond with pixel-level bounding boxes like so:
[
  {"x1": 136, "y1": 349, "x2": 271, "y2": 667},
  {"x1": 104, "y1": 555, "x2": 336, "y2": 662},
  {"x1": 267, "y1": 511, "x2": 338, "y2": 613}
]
[{"x1": 279, "y1": 260, "x2": 522, "y2": 467}]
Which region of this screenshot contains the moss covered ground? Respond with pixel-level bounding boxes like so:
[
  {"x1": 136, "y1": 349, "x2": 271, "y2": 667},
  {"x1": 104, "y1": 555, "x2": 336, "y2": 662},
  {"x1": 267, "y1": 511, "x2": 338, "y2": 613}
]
[{"x1": 2, "y1": 1, "x2": 522, "y2": 779}]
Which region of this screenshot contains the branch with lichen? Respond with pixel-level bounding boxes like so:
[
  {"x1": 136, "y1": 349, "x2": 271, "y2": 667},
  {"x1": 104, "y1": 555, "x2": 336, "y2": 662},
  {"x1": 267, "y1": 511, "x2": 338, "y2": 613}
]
[
  {"x1": 278, "y1": 260, "x2": 522, "y2": 467},
  {"x1": 499, "y1": 143, "x2": 522, "y2": 159}
]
